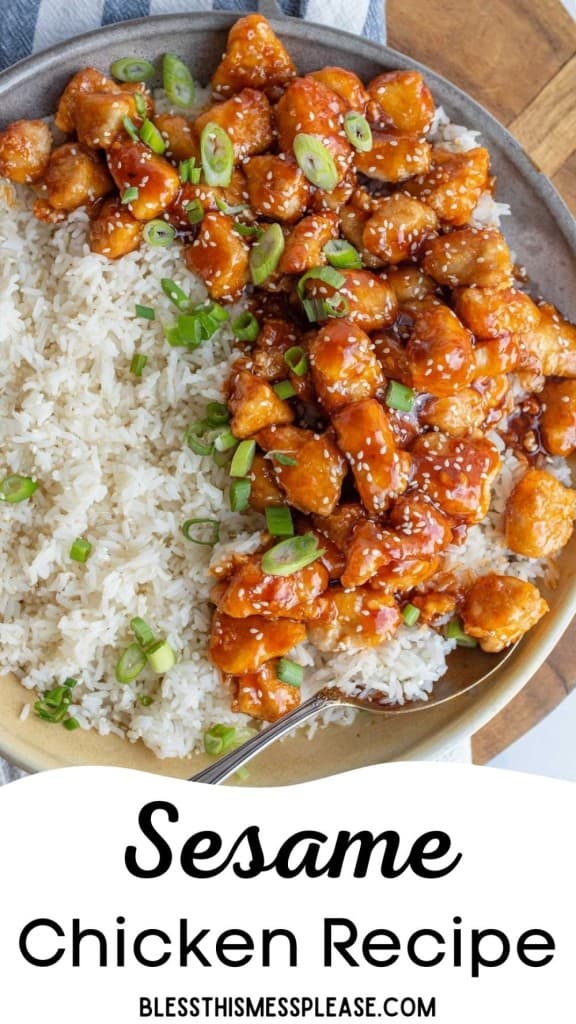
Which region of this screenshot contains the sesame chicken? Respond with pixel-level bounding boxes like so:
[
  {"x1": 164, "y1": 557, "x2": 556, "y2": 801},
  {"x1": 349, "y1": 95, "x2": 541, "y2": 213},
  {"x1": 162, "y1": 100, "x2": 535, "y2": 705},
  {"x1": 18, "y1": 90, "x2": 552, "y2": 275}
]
[
  {"x1": 89, "y1": 196, "x2": 142, "y2": 258},
  {"x1": 195, "y1": 89, "x2": 274, "y2": 160},
  {"x1": 332, "y1": 398, "x2": 411, "y2": 515},
  {"x1": 248, "y1": 453, "x2": 285, "y2": 511},
  {"x1": 407, "y1": 305, "x2": 474, "y2": 397},
  {"x1": 423, "y1": 227, "x2": 514, "y2": 288},
  {"x1": 302, "y1": 268, "x2": 397, "y2": 333},
  {"x1": 278, "y1": 212, "x2": 339, "y2": 274},
  {"x1": 504, "y1": 468, "x2": 576, "y2": 558},
  {"x1": 107, "y1": 139, "x2": 180, "y2": 221},
  {"x1": 411, "y1": 432, "x2": 501, "y2": 523},
  {"x1": 354, "y1": 131, "x2": 432, "y2": 183},
  {"x1": 38, "y1": 143, "x2": 113, "y2": 214},
  {"x1": 461, "y1": 575, "x2": 549, "y2": 653},
  {"x1": 54, "y1": 67, "x2": 118, "y2": 134},
  {"x1": 211, "y1": 13, "x2": 296, "y2": 98},
  {"x1": 309, "y1": 319, "x2": 384, "y2": 412},
  {"x1": 539, "y1": 379, "x2": 576, "y2": 456},
  {"x1": 454, "y1": 285, "x2": 540, "y2": 338},
  {"x1": 308, "y1": 67, "x2": 370, "y2": 113},
  {"x1": 218, "y1": 556, "x2": 328, "y2": 618},
  {"x1": 210, "y1": 612, "x2": 306, "y2": 674},
  {"x1": 521, "y1": 303, "x2": 576, "y2": 377},
  {"x1": 228, "y1": 369, "x2": 294, "y2": 438},
  {"x1": 244, "y1": 154, "x2": 310, "y2": 222},
  {"x1": 362, "y1": 193, "x2": 438, "y2": 264},
  {"x1": 154, "y1": 114, "x2": 200, "y2": 162},
  {"x1": 74, "y1": 91, "x2": 141, "y2": 150},
  {"x1": 307, "y1": 587, "x2": 402, "y2": 652},
  {"x1": 404, "y1": 147, "x2": 490, "y2": 226},
  {"x1": 167, "y1": 169, "x2": 247, "y2": 229},
  {"x1": 275, "y1": 77, "x2": 353, "y2": 183},
  {"x1": 184, "y1": 211, "x2": 250, "y2": 301},
  {"x1": 367, "y1": 70, "x2": 435, "y2": 134},
  {"x1": 233, "y1": 662, "x2": 302, "y2": 721},
  {"x1": 256, "y1": 425, "x2": 347, "y2": 517},
  {"x1": 0, "y1": 119, "x2": 52, "y2": 184}
]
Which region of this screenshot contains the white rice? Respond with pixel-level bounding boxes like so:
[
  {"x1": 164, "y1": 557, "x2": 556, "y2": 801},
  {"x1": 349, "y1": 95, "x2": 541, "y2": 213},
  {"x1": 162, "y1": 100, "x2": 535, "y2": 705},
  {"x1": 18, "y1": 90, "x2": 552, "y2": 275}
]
[{"x1": 0, "y1": 110, "x2": 567, "y2": 759}]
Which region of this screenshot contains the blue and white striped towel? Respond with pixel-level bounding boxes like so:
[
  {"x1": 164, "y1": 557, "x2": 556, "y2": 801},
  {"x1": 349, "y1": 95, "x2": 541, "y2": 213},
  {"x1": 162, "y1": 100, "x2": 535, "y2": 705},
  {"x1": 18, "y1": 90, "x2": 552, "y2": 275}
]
[{"x1": 0, "y1": 0, "x2": 386, "y2": 73}]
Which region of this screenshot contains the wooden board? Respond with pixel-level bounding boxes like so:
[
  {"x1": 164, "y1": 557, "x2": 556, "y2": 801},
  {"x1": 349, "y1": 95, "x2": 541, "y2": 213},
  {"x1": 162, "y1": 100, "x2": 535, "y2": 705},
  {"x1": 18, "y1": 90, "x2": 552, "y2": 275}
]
[{"x1": 387, "y1": 0, "x2": 576, "y2": 762}]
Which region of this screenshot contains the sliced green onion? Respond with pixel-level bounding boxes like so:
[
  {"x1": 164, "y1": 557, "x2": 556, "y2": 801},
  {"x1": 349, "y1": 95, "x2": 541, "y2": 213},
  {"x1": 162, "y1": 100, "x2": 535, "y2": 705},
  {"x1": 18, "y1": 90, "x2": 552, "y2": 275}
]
[
  {"x1": 284, "y1": 346, "x2": 308, "y2": 376},
  {"x1": 200, "y1": 122, "x2": 234, "y2": 187},
  {"x1": 185, "y1": 199, "x2": 204, "y2": 225},
  {"x1": 123, "y1": 116, "x2": 140, "y2": 142},
  {"x1": 324, "y1": 292, "x2": 349, "y2": 318},
  {"x1": 344, "y1": 111, "x2": 373, "y2": 152},
  {"x1": 402, "y1": 603, "x2": 421, "y2": 627},
  {"x1": 273, "y1": 380, "x2": 296, "y2": 400},
  {"x1": 134, "y1": 91, "x2": 148, "y2": 118},
  {"x1": 135, "y1": 303, "x2": 155, "y2": 320},
  {"x1": 110, "y1": 57, "x2": 155, "y2": 83},
  {"x1": 215, "y1": 197, "x2": 249, "y2": 216},
  {"x1": 230, "y1": 440, "x2": 256, "y2": 478},
  {"x1": 324, "y1": 238, "x2": 363, "y2": 270},
  {"x1": 204, "y1": 723, "x2": 237, "y2": 756},
  {"x1": 249, "y1": 223, "x2": 285, "y2": 286},
  {"x1": 212, "y1": 447, "x2": 234, "y2": 468},
  {"x1": 205, "y1": 402, "x2": 230, "y2": 428},
  {"x1": 161, "y1": 278, "x2": 190, "y2": 311},
  {"x1": 234, "y1": 221, "x2": 262, "y2": 238},
  {"x1": 70, "y1": 537, "x2": 92, "y2": 563},
  {"x1": 139, "y1": 117, "x2": 166, "y2": 154},
  {"x1": 269, "y1": 451, "x2": 297, "y2": 467},
  {"x1": 204, "y1": 301, "x2": 229, "y2": 324},
  {"x1": 35, "y1": 700, "x2": 68, "y2": 724},
  {"x1": 165, "y1": 325, "x2": 185, "y2": 348},
  {"x1": 121, "y1": 186, "x2": 139, "y2": 204},
  {"x1": 131, "y1": 617, "x2": 155, "y2": 649},
  {"x1": 293, "y1": 133, "x2": 339, "y2": 191},
  {"x1": 182, "y1": 518, "x2": 220, "y2": 546},
  {"x1": 63, "y1": 717, "x2": 80, "y2": 731},
  {"x1": 185, "y1": 421, "x2": 214, "y2": 457},
  {"x1": 386, "y1": 380, "x2": 416, "y2": 413},
  {"x1": 297, "y1": 264, "x2": 346, "y2": 301},
  {"x1": 44, "y1": 686, "x2": 70, "y2": 708},
  {"x1": 230, "y1": 477, "x2": 251, "y2": 512},
  {"x1": 277, "y1": 657, "x2": 303, "y2": 687},
  {"x1": 0, "y1": 475, "x2": 38, "y2": 503},
  {"x1": 231, "y1": 311, "x2": 259, "y2": 342},
  {"x1": 265, "y1": 506, "x2": 294, "y2": 537},
  {"x1": 445, "y1": 618, "x2": 478, "y2": 648},
  {"x1": 138, "y1": 695, "x2": 154, "y2": 707},
  {"x1": 63, "y1": 678, "x2": 77, "y2": 688},
  {"x1": 162, "y1": 53, "x2": 195, "y2": 108},
  {"x1": 214, "y1": 428, "x2": 238, "y2": 453},
  {"x1": 261, "y1": 533, "x2": 324, "y2": 577},
  {"x1": 116, "y1": 642, "x2": 147, "y2": 684},
  {"x1": 146, "y1": 639, "x2": 177, "y2": 674},
  {"x1": 130, "y1": 353, "x2": 148, "y2": 376},
  {"x1": 143, "y1": 219, "x2": 176, "y2": 247},
  {"x1": 178, "y1": 158, "x2": 201, "y2": 184},
  {"x1": 301, "y1": 298, "x2": 329, "y2": 323}
]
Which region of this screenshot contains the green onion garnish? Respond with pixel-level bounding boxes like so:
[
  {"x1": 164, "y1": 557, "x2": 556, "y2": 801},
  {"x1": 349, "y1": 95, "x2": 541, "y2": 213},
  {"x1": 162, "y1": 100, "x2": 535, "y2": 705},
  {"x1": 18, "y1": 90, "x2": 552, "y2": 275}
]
[
  {"x1": 261, "y1": 533, "x2": 324, "y2": 576},
  {"x1": 234, "y1": 221, "x2": 263, "y2": 238},
  {"x1": 110, "y1": 57, "x2": 155, "y2": 83},
  {"x1": 34, "y1": 679, "x2": 78, "y2": 728},
  {"x1": 324, "y1": 238, "x2": 363, "y2": 270},
  {"x1": 161, "y1": 278, "x2": 190, "y2": 311},
  {"x1": 297, "y1": 264, "x2": 345, "y2": 301},
  {"x1": 139, "y1": 117, "x2": 166, "y2": 154},
  {"x1": 214, "y1": 428, "x2": 237, "y2": 453},
  {"x1": 116, "y1": 642, "x2": 147, "y2": 684},
  {"x1": 182, "y1": 518, "x2": 220, "y2": 546},
  {"x1": 274, "y1": 380, "x2": 296, "y2": 400},
  {"x1": 231, "y1": 311, "x2": 259, "y2": 342},
  {"x1": 135, "y1": 303, "x2": 155, "y2": 320},
  {"x1": 0, "y1": 474, "x2": 38, "y2": 503},
  {"x1": 402, "y1": 603, "x2": 421, "y2": 627},
  {"x1": 215, "y1": 197, "x2": 249, "y2": 216},
  {"x1": 146, "y1": 639, "x2": 176, "y2": 674},
  {"x1": 200, "y1": 122, "x2": 234, "y2": 187},
  {"x1": 143, "y1": 219, "x2": 175, "y2": 247},
  {"x1": 70, "y1": 537, "x2": 92, "y2": 563},
  {"x1": 230, "y1": 440, "x2": 256, "y2": 478},
  {"x1": 123, "y1": 115, "x2": 140, "y2": 142},
  {"x1": 162, "y1": 53, "x2": 195, "y2": 108},
  {"x1": 270, "y1": 451, "x2": 297, "y2": 466},
  {"x1": 63, "y1": 677, "x2": 77, "y2": 688},
  {"x1": 63, "y1": 717, "x2": 80, "y2": 731},
  {"x1": 179, "y1": 158, "x2": 201, "y2": 184},
  {"x1": 445, "y1": 618, "x2": 478, "y2": 648},
  {"x1": 185, "y1": 199, "x2": 204, "y2": 225},
  {"x1": 230, "y1": 477, "x2": 251, "y2": 512},
  {"x1": 121, "y1": 186, "x2": 140, "y2": 204},
  {"x1": 249, "y1": 223, "x2": 285, "y2": 286},
  {"x1": 130, "y1": 353, "x2": 148, "y2": 377},
  {"x1": 386, "y1": 380, "x2": 416, "y2": 413},
  {"x1": 277, "y1": 657, "x2": 303, "y2": 687},
  {"x1": 185, "y1": 421, "x2": 214, "y2": 457},
  {"x1": 284, "y1": 346, "x2": 309, "y2": 377},
  {"x1": 265, "y1": 506, "x2": 294, "y2": 537},
  {"x1": 204, "y1": 723, "x2": 237, "y2": 756},
  {"x1": 139, "y1": 695, "x2": 154, "y2": 707},
  {"x1": 344, "y1": 111, "x2": 373, "y2": 152},
  {"x1": 293, "y1": 133, "x2": 339, "y2": 191},
  {"x1": 205, "y1": 402, "x2": 230, "y2": 428},
  {"x1": 131, "y1": 617, "x2": 155, "y2": 649},
  {"x1": 134, "y1": 91, "x2": 148, "y2": 118}
]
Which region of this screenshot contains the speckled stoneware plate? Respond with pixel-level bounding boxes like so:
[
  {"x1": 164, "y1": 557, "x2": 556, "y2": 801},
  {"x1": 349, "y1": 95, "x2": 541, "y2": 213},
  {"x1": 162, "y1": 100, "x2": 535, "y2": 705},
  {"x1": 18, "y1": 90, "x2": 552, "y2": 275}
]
[{"x1": 1, "y1": 3, "x2": 575, "y2": 784}]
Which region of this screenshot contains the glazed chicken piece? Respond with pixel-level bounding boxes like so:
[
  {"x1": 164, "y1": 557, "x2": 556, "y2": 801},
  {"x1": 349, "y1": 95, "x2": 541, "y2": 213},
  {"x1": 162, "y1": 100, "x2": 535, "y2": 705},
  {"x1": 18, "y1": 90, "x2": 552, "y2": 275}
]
[
  {"x1": 302, "y1": 269, "x2": 398, "y2": 333},
  {"x1": 218, "y1": 555, "x2": 328, "y2": 618},
  {"x1": 521, "y1": 303, "x2": 576, "y2": 377},
  {"x1": 210, "y1": 611, "x2": 306, "y2": 674},
  {"x1": 332, "y1": 398, "x2": 411, "y2": 514},
  {"x1": 309, "y1": 319, "x2": 384, "y2": 412},
  {"x1": 307, "y1": 587, "x2": 401, "y2": 651},
  {"x1": 540, "y1": 379, "x2": 576, "y2": 456},
  {"x1": 278, "y1": 212, "x2": 339, "y2": 275},
  {"x1": 107, "y1": 139, "x2": 180, "y2": 220},
  {"x1": 54, "y1": 67, "x2": 117, "y2": 134},
  {"x1": 195, "y1": 90, "x2": 273, "y2": 160},
  {"x1": 423, "y1": 227, "x2": 514, "y2": 288},
  {"x1": 256, "y1": 425, "x2": 347, "y2": 517},
  {"x1": 248, "y1": 453, "x2": 285, "y2": 511},
  {"x1": 410, "y1": 592, "x2": 457, "y2": 626},
  {"x1": 154, "y1": 114, "x2": 199, "y2": 162},
  {"x1": 421, "y1": 386, "x2": 488, "y2": 436},
  {"x1": 403, "y1": 147, "x2": 490, "y2": 226},
  {"x1": 339, "y1": 204, "x2": 384, "y2": 269},
  {"x1": 0, "y1": 119, "x2": 52, "y2": 184},
  {"x1": 461, "y1": 574, "x2": 549, "y2": 653},
  {"x1": 354, "y1": 132, "x2": 432, "y2": 183},
  {"x1": 308, "y1": 67, "x2": 369, "y2": 112},
  {"x1": 454, "y1": 286, "x2": 540, "y2": 338},
  {"x1": 410, "y1": 432, "x2": 501, "y2": 523},
  {"x1": 471, "y1": 334, "x2": 520, "y2": 379},
  {"x1": 368, "y1": 556, "x2": 441, "y2": 594},
  {"x1": 74, "y1": 91, "x2": 141, "y2": 150},
  {"x1": 211, "y1": 13, "x2": 296, "y2": 98},
  {"x1": 244, "y1": 154, "x2": 310, "y2": 222},
  {"x1": 228, "y1": 369, "x2": 294, "y2": 438},
  {"x1": 367, "y1": 70, "x2": 435, "y2": 134},
  {"x1": 312, "y1": 503, "x2": 366, "y2": 551},
  {"x1": 407, "y1": 305, "x2": 474, "y2": 397},
  {"x1": 372, "y1": 333, "x2": 413, "y2": 387},
  {"x1": 37, "y1": 143, "x2": 113, "y2": 214},
  {"x1": 385, "y1": 267, "x2": 439, "y2": 314},
  {"x1": 362, "y1": 193, "x2": 438, "y2": 264},
  {"x1": 504, "y1": 468, "x2": 576, "y2": 558},
  {"x1": 309, "y1": 171, "x2": 357, "y2": 215},
  {"x1": 184, "y1": 211, "x2": 250, "y2": 302},
  {"x1": 275, "y1": 77, "x2": 352, "y2": 182},
  {"x1": 233, "y1": 661, "x2": 301, "y2": 722},
  {"x1": 89, "y1": 197, "x2": 142, "y2": 258},
  {"x1": 248, "y1": 318, "x2": 301, "y2": 381},
  {"x1": 168, "y1": 169, "x2": 247, "y2": 228}
]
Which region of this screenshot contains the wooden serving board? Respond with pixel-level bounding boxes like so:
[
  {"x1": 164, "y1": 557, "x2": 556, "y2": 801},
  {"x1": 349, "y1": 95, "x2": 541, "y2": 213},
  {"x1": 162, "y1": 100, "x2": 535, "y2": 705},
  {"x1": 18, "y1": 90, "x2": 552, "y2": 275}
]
[{"x1": 387, "y1": 0, "x2": 576, "y2": 762}]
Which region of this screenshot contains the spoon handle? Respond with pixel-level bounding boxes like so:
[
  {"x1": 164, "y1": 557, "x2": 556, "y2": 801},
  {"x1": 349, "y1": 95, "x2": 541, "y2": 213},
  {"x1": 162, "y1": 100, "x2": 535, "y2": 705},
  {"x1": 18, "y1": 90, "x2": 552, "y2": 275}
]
[{"x1": 189, "y1": 691, "x2": 331, "y2": 785}]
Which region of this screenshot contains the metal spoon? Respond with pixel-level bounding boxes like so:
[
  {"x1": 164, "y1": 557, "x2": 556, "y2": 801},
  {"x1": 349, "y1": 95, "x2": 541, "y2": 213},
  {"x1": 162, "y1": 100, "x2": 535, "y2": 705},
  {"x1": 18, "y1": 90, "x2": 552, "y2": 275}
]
[{"x1": 190, "y1": 641, "x2": 518, "y2": 784}]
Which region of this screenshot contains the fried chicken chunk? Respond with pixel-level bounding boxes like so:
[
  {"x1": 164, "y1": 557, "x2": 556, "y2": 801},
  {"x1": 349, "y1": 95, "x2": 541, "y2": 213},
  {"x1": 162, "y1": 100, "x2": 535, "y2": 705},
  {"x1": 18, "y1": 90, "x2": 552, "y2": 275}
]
[
  {"x1": 332, "y1": 399, "x2": 411, "y2": 515},
  {"x1": 309, "y1": 320, "x2": 384, "y2": 412},
  {"x1": 210, "y1": 612, "x2": 306, "y2": 674},
  {"x1": 228, "y1": 370, "x2": 294, "y2": 438},
  {"x1": 184, "y1": 212, "x2": 250, "y2": 302},
  {"x1": 233, "y1": 661, "x2": 301, "y2": 722},
  {"x1": 0, "y1": 119, "x2": 52, "y2": 184},
  {"x1": 504, "y1": 468, "x2": 576, "y2": 558},
  {"x1": 461, "y1": 575, "x2": 549, "y2": 653},
  {"x1": 256, "y1": 425, "x2": 347, "y2": 517},
  {"x1": 212, "y1": 14, "x2": 296, "y2": 98}
]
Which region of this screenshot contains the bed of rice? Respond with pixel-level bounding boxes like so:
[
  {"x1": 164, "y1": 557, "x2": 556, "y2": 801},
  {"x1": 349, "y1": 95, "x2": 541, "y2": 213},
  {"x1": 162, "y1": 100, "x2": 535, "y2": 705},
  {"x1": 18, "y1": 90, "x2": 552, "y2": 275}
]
[{"x1": 0, "y1": 108, "x2": 570, "y2": 759}]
